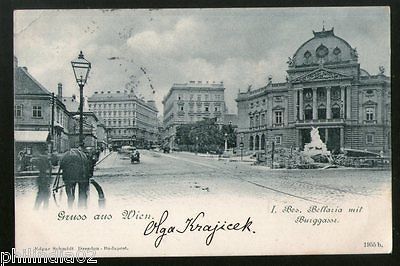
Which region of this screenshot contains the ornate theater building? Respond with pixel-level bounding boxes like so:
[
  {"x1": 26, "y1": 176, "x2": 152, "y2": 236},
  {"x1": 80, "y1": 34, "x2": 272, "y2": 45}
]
[{"x1": 236, "y1": 28, "x2": 391, "y2": 154}]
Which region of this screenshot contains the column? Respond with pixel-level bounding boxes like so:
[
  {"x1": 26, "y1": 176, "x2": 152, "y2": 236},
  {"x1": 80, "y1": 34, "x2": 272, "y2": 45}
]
[
  {"x1": 296, "y1": 129, "x2": 301, "y2": 149},
  {"x1": 340, "y1": 127, "x2": 344, "y2": 150},
  {"x1": 299, "y1": 89, "x2": 304, "y2": 120},
  {"x1": 267, "y1": 95, "x2": 272, "y2": 126},
  {"x1": 340, "y1": 86, "x2": 345, "y2": 118},
  {"x1": 346, "y1": 86, "x2": 351, "y2": 120},
  {"x1": 295, "y1": 90, "x2": 299, "y2": 120},
  {"x1": 259, "y1": 134, "x2": 262, "y2": 150},
  {"x1": 325, "y1": 128, "x2": 329, "y2": 146},
  {"x1": 312, "y1": 87, "x2": 317, "y2": 120},
  {"x1": 253, "y1": 135, "x2": 256, "y2": 150},
  {"x1": 326, "y1": 86, "x2": 331, "y2": 119}
]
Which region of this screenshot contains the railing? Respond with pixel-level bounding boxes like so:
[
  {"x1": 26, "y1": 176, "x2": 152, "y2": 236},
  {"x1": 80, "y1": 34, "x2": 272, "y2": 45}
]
[{"x1": 296, "y1": 118, "x2": 344, "y2": 124}]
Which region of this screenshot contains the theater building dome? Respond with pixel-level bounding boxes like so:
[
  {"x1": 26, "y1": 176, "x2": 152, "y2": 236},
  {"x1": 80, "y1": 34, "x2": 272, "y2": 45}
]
[{"x1": 289, "y1": 27, "x2": 358, "y2": 68}]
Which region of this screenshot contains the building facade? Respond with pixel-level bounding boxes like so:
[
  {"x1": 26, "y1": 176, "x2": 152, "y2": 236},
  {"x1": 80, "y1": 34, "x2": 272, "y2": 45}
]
[
  {"x1": 14, "y1": 59, "x2": 73, "y2": 155},
  {"x1": 87, "y1": 90, "x2": 158, "y2": 147},
  {"x1": 236, "y1": 28, "x2": 391, "y2": 154},
  {"x1": 162, "y1": 81, "x2": 226, "y2": 147}
]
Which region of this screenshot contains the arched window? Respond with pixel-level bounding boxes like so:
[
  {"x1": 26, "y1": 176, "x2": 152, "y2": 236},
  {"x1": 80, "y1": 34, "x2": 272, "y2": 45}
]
[
  {"x1": 333, "y1": 47, "x2": 341, "y2": 61},
  {"x1": 332, "y1": 104, "x2": 341, "y2": 119},
  {"x1": 255, "y1": 135, "x2": 260, "y2": 150},
  {"x1": 304, "y1": 104, "x2": 313, "y2": 120},
  {"x1": 316, "y1": 44, "x2": 329, "y2": 58},
  {"x1": 261, "y1": 134, "x2": 266, "y2": 150},
  {"x1": 304, "y1": 50, "x2": 312, "y2": 64},
  {"x1": 249, "y1": 136, "x2": 254, "y2": 151},
  {"x1": 318, "y1": 104, "x2": 326, "y2": 119}
]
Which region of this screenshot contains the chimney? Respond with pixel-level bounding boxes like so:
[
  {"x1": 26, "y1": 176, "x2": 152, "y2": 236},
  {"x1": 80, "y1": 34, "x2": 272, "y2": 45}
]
[{"x1": 57, "y1": 83, "x2": 63, "y2": 100}]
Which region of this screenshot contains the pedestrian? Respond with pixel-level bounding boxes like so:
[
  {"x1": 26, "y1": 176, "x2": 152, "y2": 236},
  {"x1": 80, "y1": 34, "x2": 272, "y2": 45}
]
[{"x1": 32, "y1": 146, "x2": 52, "y2": 210}]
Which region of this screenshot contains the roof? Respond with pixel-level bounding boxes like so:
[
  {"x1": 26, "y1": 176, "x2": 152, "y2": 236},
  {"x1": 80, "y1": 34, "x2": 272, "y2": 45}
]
[
  {"x1": 15, "y1": 130, "x2": 49, "y2": 143},
  {"x1": 14, "y1": 67, "x2": 51, "y2": 95},
  {"x1": 292, "y1": 28, "x2": 356, "y2": 67}
]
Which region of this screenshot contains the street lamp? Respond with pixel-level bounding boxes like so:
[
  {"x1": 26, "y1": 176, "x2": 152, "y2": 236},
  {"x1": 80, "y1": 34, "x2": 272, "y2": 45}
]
[
  {"x1": 240, "y1": 133, "x2": 244, "y2": 161},
  {"x1": 224, "y1": 133, "x2": 228, "y2": 153},
  {"x1": 195, "y1": 136, "x2": 199, "y2": 155},
  {"x1": 71, "y1": 51, "x2": 91, "y2": 148}
]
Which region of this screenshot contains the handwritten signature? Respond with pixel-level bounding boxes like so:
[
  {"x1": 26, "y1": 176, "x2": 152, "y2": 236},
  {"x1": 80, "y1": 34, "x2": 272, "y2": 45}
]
[{"x1": 144, "y1": 210, "x2": 255, "y2": 248}]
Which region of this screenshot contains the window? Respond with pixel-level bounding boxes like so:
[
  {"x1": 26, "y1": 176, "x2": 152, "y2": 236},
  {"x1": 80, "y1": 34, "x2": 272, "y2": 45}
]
[
  {"x1": 190, "y1": 94, "x2": 194, "y2": 100},
  {"x1": 32, "y1": 106, "x2": 42, "y2": 118},
  {"x1": 274, "y1": 136, "x2": 282, "y2": 145},
  {"x1": 205, "y1": 94, "x2": 209, "y2": 101},
  {"x1": 262, "y1": 99, "x2": 266, "y2": 105},
  {"x1": 215, "y1": 95, "x2": 221, "y2": 101},
  {"x1": 366, "y1": 107, "x2": 375, "y2": 121},
  {"x1": 197, "y1": 95, "x2": 201, "y2": 101},
  {"x1": 366, "y1": 134, "x2": 374, "y2": 144},
  {"x1": 304, "y1": 50, "x2": 312, "y2": 64},
  {"x1": 15, "y1": 104, "x2": 23, "y2": 117},
  {"x1": 205, "y1": 107, "x2": 209, "y2": 112},
  {"x1": 180, "y1": 106, "x2": 184, "y2": 111},
  {"x1": 250, "y1": 103, "x2": 254, "y2": 109},
  {"x1": 215, "y1": 107, "x2": 218, "y2": 112},
  {"x1": 274, "y1": 111, "x2": 283, "y2": 124}
]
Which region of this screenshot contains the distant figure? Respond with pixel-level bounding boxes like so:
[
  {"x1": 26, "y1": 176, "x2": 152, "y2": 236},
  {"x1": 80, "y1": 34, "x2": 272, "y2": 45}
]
[
  {"x1": 32, "y1": 147, "x2": 52, "y2": 209},
  {"x1": 59, "y1": 147, "x2": 91, "y2": 208}
]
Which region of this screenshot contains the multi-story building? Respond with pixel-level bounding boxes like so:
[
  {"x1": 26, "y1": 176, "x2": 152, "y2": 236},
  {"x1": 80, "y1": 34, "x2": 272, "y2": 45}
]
[
  {"x1": 236, "y1": 27, "x2": 391, "y2": 154},
  {"x1": 62, "y1": 94, "x2": 101, "y2": 148},
  {"x1": 14, "y1": 58, "x2": 73, "y2": 155},
  {"x1": 162, "y1": 81, "x2": 226, "y2": 147},
  {"x1": 87, "y1": 90, "x2": 158, "y2": 147}
]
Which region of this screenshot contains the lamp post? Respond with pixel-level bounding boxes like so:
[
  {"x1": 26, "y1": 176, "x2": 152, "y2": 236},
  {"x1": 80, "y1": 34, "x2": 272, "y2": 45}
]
[
  {"x1": 195, "y1": 136, "x2": 199, "y2": 155},
  {"x1": 71, "y1": 51, "x2": 91, "y2": 148},
  {"x1": 240, "y1": 133, "x2": 244, "y2": 161}
]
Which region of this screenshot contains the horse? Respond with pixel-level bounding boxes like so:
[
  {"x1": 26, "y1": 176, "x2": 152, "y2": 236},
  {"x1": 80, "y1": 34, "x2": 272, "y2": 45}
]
[
  {"x1": 53, "y1": 148, "x2": 106, "y2": 208},
  {"x1": 58, "y1": 148, "x2": 91, "y2": 208}
]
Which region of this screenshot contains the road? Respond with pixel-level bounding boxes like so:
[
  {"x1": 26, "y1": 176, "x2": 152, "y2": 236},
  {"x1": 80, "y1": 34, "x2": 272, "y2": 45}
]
[{"x1": 15, "y1": 150, "x2": 391, "y2": 207}]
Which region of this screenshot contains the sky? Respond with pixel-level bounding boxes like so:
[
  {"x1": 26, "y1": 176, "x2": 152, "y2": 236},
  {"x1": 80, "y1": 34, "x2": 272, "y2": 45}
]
[{"x1": 14, "y1": 7, "x2": 390, "y2": 114}]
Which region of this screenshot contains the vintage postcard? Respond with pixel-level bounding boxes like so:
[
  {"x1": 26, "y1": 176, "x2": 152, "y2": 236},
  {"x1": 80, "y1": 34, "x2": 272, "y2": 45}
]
[{"x1": 12, "y1": 7, "x2": 391, "y2": 259}]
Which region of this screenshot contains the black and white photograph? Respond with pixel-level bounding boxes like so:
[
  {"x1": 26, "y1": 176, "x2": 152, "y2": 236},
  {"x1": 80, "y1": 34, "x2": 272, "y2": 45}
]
[{"x1": 12, "y1": 6, "x2": 391, "y2": 257}]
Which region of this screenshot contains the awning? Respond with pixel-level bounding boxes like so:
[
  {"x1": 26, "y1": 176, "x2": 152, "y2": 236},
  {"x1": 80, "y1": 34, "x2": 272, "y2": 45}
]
[{"x1": 14, "y1": 130, "x2": 49, "y2": 143}]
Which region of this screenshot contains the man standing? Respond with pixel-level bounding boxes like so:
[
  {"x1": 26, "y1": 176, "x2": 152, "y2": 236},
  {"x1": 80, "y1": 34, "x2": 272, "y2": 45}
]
[{"x1": 32, "y1": 146, "x2": 52, "y2": 209}]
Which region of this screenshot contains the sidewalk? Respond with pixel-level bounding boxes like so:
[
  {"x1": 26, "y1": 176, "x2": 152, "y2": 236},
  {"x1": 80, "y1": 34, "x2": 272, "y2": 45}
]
[{"x1": 172, "y1": 150, "x2": 256, "y2": 163}]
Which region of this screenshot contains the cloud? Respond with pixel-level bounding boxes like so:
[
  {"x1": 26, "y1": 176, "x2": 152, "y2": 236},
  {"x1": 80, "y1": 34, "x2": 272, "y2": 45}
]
[{"x1": 14, "y1": 8, "x2": 390, "y2": 114}]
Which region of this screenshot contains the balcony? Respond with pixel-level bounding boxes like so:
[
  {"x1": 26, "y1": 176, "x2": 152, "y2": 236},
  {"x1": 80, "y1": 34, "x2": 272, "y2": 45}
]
[{"x1": 295, "y1": 118, "x2": 345, "y2": 127}]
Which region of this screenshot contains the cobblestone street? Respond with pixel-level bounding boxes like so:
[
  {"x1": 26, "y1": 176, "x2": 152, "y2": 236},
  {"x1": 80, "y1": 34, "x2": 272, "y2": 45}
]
[{"x1": 15, "y1": 150, "x2": 391, "y2": 207}]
